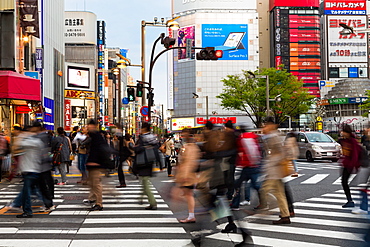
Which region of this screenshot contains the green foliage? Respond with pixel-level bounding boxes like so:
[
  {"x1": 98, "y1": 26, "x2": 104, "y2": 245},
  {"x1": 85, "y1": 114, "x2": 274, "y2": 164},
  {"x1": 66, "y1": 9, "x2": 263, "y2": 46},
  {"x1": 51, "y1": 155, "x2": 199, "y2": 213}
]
[
  {"x1": 217, "y1": 66, "x2": 314, "y2": 128},
  {"x1": 360, "y1": 90, "x2": 370, "y2": 117}
]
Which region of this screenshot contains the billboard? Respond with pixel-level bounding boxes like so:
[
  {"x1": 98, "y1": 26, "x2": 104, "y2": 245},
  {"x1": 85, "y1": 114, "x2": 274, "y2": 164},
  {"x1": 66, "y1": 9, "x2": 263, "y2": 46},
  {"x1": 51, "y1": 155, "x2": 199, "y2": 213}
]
[
  {"x1": 324, "y1": 0, "x2": 366, "y2": 15},
  {"x1": 327, "y1": 16, "x2": 367, "y2": 63},
  {"x1": 173, "y1": 0, "x2": 256, "y2": 14},
  {"x1": 67, "y1": 66, "x2": 90, "y2": 88},
  {"x1": 202, "y1": 24, "x2": 248, "y2": 60},
  {"x1": 177, "y1": 26, "x2": 195, "y2": 60},
  {"x1": 64, "y1": 11, "x2": 97, "y2": 44},
  {"x1": 171, "y1": 118, "x2": 194, "y2": 131}
]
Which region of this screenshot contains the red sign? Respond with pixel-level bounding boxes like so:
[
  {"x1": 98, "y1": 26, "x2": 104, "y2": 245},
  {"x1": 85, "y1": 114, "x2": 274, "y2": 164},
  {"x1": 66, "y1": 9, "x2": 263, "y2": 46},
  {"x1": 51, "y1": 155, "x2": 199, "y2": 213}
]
[
  {"x1": 64, "y1": 99, "x2": 71, "y2": 131},
  {"x1": 324, "y1": 0, "x2": 366, "y2": 10},
  {"x1": 104, "y1": 116, "x2": 108, "y2": 122},
  {"x1": 196, "y1": 117, "x2": 237, "y2": 125}
]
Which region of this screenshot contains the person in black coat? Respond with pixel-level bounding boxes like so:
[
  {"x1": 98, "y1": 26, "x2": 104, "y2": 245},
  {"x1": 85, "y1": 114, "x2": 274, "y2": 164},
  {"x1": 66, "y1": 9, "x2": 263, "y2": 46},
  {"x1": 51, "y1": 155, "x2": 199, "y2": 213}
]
[{"x1": 84, "y1": 119, "x2": 107, "y2": 211}]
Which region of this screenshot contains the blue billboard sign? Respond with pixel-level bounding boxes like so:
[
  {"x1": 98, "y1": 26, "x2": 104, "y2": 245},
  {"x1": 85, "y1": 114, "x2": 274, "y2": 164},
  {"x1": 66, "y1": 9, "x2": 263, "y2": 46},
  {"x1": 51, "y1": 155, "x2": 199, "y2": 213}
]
[
  {"x1": 201, "y1": 24, "x2": 248, "y2": 60},
  {"x1": 24, "y1": 71, "x2": 39, "y2": 79},
  {"x1": 43, "y1": 97, "x2": 54, "y2": 130},
  {"x1": 348, "y1": 67, "x2": 359, "y2": 78}
]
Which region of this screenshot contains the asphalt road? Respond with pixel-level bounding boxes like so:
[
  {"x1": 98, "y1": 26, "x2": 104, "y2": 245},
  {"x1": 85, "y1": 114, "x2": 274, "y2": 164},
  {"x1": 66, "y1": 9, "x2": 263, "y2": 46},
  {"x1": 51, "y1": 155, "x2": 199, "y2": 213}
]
[{"x1": 0, "y1": 160, "x2": 368, "y2": 247}]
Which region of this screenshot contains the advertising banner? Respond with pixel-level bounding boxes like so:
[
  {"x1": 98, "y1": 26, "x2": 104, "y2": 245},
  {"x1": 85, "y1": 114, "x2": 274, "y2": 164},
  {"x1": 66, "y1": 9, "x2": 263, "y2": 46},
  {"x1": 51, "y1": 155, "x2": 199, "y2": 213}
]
[
  {"x1": 64, "y1": 90, "x2": 95, "y2": 99},
  {"x1": 201, "y1": 24, "x2": 248, "y2": 60},
  {"x1": 173, "y1": 0, "x2": 256, "y2": 14},
  {"x1": 177, "y1": 26, "x2": 195, "y2": 60},
  {"x1": 327, "y1": 16, "x2": 367, "y2": 63},
  {"x1": 64, "y1": 99, "x2": 72, "y2": 131},
  {"x1": 324, "y1": 0, "x2": 366, "y2": 15},
  {"x1": 65, "y1": 12, "x2": 97, "y2": 44},
  {"x1": 43, "y1": 97, "x2": 54, "y2": 130},
  {"x1": 19, "y1": 0, "x2": 40, "y2": 38},
  {"x1": 171, "y1": 118, "x2": 194, "y2": 131}
]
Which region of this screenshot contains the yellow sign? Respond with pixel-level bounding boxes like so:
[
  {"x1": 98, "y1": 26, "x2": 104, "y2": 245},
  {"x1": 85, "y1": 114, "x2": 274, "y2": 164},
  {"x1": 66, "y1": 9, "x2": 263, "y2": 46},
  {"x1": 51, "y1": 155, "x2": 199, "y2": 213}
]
[
  {"x1": 65, "y1": 90, "x2": 95, "y2": 99},
  {"x1": 316, "y1": 116, "x2": 323, "y2": 122},
  {"x1": 316, "y1": 122, "x2": 323, "y2": 130}
]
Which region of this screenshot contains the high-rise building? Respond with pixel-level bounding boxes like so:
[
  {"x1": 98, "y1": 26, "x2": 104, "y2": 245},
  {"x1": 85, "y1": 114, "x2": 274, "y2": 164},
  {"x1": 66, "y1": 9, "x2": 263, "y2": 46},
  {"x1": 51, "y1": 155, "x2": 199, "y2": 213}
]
[
  {"x1": 270, "y1": 0, "x2": 321, "y2": 97},
  {"x1": 170, "y1": 0, "x2": 259, "y2": 129}
]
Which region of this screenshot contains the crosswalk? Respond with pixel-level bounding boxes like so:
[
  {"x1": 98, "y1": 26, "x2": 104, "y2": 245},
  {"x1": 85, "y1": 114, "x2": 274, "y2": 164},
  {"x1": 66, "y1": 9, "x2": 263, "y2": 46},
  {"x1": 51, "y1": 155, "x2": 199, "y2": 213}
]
[
  {"x1": 0, "y1": 180, "x2": 194, "y2": 247},
  {"x1": 205, "y1": 188, "x2": 369, "y2": 246}
]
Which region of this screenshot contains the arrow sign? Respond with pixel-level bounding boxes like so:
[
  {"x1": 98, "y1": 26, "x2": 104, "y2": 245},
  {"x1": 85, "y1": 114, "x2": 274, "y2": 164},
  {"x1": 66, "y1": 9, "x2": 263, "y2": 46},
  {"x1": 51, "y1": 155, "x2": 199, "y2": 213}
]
[{"x1": 140, "y1": 106, "x2": 149, "y2": 116}]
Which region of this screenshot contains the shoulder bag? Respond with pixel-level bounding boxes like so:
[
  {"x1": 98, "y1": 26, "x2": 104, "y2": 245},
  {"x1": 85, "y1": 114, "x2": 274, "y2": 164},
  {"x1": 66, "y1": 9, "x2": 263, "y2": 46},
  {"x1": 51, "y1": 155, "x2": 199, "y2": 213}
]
[{"x1": 52, "y1": 143, "x2": 63, "y2": 166}]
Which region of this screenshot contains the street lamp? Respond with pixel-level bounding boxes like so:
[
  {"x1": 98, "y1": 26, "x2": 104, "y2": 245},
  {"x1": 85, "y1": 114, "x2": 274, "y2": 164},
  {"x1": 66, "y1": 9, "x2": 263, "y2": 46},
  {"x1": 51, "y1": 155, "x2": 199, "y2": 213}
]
[
  {"x1": 192, "y1": 93, "x2": 209, "y2": 120},
  {"x1": 285, "y1": 115, "x2": 292, "y2": 132},
  {"x1": 79, "y1": 92, "x2": 87, "y2": 126},
  {"x1": 246, "y1": 72, "x2": 272, "y2": 117}
]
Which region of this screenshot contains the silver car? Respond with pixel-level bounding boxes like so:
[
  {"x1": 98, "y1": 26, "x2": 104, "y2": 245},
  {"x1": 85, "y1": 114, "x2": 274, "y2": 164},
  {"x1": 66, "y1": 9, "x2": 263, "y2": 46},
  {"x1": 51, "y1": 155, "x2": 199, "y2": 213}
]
[{"x1": 296, "y1": 132, "x2": 341, "y2": 162}]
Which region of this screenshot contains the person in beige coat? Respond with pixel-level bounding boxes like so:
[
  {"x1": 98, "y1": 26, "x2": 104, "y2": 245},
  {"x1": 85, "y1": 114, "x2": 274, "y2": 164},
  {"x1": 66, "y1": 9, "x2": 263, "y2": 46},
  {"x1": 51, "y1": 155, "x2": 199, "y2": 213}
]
[
  {"x1": 176, "y1": 128, "x2": 200, "y2": 223},
  {"x1": 258, "y1": 118, "x2": 291, "y2": 225},
  {"x1": 285, "y1": 132, "x2": 299, "y2": 177}
]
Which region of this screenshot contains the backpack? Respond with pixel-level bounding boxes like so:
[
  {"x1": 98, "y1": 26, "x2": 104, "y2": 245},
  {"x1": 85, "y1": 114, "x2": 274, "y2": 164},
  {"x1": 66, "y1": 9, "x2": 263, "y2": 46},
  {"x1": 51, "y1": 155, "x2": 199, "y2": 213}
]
[{"x1": 237, "y1": 132, "x2": 262, "y2": 168}]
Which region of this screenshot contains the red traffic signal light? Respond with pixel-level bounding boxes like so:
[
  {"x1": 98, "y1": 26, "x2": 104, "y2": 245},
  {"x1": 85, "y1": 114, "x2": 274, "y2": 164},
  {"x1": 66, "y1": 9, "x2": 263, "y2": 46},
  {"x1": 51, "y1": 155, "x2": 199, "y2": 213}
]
[
  {"x1": 196, "y1": 47, "x2": 223, "y2": 60},
  {"x1": 162, "y1": 36, "x2": 176, "y2": 49}
]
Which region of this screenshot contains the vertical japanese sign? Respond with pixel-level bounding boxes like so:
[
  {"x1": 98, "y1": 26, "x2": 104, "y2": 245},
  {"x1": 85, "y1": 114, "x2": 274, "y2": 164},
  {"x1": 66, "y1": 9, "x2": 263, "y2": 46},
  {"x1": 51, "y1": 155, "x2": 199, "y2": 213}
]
[
  {"x1": 65, "y1": 99, "x2": 71, "y2": 131},
  {"x1": 97, "y1": 20, "x2": 105, "y2": 121}
]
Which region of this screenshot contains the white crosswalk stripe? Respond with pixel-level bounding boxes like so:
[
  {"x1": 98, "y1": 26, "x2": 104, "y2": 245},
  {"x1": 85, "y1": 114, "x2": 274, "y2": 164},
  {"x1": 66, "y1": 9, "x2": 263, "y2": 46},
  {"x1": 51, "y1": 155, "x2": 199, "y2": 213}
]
[
  {"x1": 0, "y1": 180, "x2": 193, "y2": 247},
  {"x1": 205, "y1": 188, "x2": 369, "y2": 246}
]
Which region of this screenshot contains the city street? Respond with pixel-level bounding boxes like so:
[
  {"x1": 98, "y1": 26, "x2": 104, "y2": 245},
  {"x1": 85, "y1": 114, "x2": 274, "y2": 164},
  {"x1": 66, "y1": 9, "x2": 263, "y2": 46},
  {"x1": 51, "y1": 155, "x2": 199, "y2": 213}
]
[{"x1": 0, "y1": 160, "x2": 368, "y2": 247}]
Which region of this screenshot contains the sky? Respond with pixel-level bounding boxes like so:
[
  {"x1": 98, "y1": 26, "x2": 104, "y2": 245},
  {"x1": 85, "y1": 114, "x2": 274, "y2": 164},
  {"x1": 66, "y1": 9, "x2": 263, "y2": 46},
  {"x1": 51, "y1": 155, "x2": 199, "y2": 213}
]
[{"x1": 64, "y1": 0, "x2": 172, "y2": 109}]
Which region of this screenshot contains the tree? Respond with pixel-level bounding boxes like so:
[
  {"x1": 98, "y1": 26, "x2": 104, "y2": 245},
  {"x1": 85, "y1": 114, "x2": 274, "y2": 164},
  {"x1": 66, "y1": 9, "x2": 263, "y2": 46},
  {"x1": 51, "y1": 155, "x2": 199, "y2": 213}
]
[
  {"x1": 217, "y1": 66, "x2": 314, "y2": 128},
  {"x1": 360, "y1": 90, "x2": 370, "y2": 117}
]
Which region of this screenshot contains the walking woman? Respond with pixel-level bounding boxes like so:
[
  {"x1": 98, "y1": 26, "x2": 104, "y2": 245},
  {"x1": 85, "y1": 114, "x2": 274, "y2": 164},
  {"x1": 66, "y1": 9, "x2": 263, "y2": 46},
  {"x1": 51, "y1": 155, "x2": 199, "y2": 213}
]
[{"x1": 340, "y1": 124, "x2": 361, "y2": 208}]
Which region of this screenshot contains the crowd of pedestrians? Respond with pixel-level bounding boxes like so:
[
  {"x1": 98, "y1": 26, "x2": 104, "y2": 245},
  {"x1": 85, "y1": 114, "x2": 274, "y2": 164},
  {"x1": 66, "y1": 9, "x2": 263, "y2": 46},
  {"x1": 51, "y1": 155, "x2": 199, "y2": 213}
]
[{"x1": 0, "y1": 117, "x2": 369, "y2": 245}]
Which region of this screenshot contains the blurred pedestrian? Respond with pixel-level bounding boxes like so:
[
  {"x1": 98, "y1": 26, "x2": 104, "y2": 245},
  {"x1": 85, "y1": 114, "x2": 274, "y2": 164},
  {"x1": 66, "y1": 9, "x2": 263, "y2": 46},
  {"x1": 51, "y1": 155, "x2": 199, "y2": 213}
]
[
  {"x1": 74, "y1": 127, "x2": 90, "y2": 184},
  {"x1": 133, "y1": 122, "x2": 159, "y2": 210},
  {"x1": 285, "y1": 132, "x2": 299, "y2": 177},
  {"x1": 230, "y1": 125, "x2": 262, "y2": 210},
  {"x1": 83, "y1": 119, "x2": 107, "y2": 211},
  {"x1": 176, "y1": 128, "x2": 200, "y2": 223},
  {"x1": 340, "y1": 124, "x2": 362, "y2": 208},
  {"x1": 7, "y1": 125, "x2": 23, "y2": 182},
  {"x1": 51, "y1": 127, "x2": 72, "y2": 185},
  {"x1": 164, "y1": 134, "x2": 175, "y2": 177},
  {"x1": 32, "y1": 122, "x2": 55, "y2": 212},
  {"x1": 16, "y1": 126, "x2": 43, "y2": 218},
  {"x1": 259, "y1": 117, "x2": 291, "y2": 224}
]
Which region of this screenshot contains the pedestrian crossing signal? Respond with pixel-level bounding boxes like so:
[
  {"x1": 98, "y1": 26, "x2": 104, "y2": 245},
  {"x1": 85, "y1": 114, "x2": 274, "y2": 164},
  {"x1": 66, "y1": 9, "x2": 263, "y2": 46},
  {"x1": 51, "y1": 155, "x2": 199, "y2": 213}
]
[
  {"x1": 127, "y1": 88, "x2": 135, "y2": 101},
  {"x1": 136, "y1": 83, "x2": 143, "y2": 97}
]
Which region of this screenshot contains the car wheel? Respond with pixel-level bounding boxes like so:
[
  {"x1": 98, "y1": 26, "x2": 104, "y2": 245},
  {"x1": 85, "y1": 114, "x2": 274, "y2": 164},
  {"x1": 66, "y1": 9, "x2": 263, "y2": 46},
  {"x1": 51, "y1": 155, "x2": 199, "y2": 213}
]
[
  {"x1": 306, "y1": 151, "x2": 314, "y2": 162},
  {"x1": 331, "y1": 158, "x2": 339, "y2": 162}
]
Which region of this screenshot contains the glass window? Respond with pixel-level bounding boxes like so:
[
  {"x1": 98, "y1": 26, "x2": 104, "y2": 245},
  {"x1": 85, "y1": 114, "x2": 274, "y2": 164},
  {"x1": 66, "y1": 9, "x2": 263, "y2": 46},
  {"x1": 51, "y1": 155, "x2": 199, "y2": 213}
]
[{"x1": 305, "y1": 133, "x2": 333, "y2": 143}]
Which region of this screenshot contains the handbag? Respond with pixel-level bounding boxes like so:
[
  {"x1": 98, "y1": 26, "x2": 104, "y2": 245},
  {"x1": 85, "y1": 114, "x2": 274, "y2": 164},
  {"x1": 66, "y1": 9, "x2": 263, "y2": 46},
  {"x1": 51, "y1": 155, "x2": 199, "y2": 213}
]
[
  {"x1": 159, "y1": 142, "x2": 166, "y2": 153},
  {"x1": 52, "y1": 143, "x2": 63, "y2": 166},
  {"x1": 280, "y1": 159, "x2": 295, "y2": 177},
  {"x1": 135, "y1": 146, "x2": 157, "y2": 167}
]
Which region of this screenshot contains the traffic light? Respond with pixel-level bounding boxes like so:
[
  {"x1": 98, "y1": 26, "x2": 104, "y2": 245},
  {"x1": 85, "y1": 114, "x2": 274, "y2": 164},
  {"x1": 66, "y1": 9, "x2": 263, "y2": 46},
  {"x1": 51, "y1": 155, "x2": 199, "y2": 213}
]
[
  {"x1": 161, "y1": 36, "x2": 176, "y2": 49},
  {"x1": 136, "y1": 83, "x2": 143, "y2": 97},
  {"x1": 196, "y1": 47, "x2": 223, "y2": 60},
  {"x1": 127, "y1": 88, "x2": 135, "y2": 101},
  {"x1": 147, "y1": 92, "x2": 154, "y2": 106}
]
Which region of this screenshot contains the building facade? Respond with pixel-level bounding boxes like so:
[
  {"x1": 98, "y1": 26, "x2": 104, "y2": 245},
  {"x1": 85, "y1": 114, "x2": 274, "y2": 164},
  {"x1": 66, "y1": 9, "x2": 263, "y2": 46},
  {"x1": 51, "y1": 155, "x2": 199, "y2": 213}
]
[{"x1": 170, "y1": 0, "x2": 259, "y2": 129}]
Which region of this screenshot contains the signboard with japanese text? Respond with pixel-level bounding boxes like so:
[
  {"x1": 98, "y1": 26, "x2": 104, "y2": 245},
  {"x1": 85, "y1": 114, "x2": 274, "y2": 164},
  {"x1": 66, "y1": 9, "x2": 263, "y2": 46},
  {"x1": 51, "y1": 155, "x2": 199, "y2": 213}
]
[
  {"x1": 43, "y1": 97, "x2": 54, "y2": 130},
  {"x1": 177, "y1": 26, "x2": 195, "y2": 60},
  {"x1": 171, "y1": 118, "x2": 194, "y2": 131},
  {"x1": 64, "y1": 12, "x2": 97, "y2": 44},
  {"x1": 64, "y1": 99, "x2": 72, "y2": 131},
  {"x1": 64, "y1": 90, "x2": 95, "y2": 99},
  {"x1": 327, "y1": 16, "x2": 368, "y2": 63},
  {"x1": 324, "y1": 0, "x2": 366, "y2": 15}
]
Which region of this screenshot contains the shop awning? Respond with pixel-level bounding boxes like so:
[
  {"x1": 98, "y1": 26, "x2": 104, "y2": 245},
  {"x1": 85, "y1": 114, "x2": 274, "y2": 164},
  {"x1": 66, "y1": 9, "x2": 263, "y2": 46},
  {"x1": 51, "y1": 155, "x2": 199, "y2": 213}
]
[{"x1": 0, "y1": 71, "x2": 41, "y2": 101}]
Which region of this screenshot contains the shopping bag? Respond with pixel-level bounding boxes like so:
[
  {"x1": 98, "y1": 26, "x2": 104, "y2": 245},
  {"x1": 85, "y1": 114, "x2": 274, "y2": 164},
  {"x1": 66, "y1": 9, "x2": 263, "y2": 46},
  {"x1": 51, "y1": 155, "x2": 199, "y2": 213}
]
[
  {"x1": 280, "y1": 159, "x2": 294, "y2": 177},
  {"x1": 209, "y1": 196, "x2": 232, "y2": 222}
]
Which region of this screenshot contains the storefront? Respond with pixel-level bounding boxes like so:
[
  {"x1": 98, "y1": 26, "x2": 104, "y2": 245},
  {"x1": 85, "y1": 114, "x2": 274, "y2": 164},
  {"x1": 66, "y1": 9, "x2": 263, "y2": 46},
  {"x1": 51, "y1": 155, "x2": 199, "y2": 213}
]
[{"x1": 0, "y1": 71, "x2": 41, "y2": 134}]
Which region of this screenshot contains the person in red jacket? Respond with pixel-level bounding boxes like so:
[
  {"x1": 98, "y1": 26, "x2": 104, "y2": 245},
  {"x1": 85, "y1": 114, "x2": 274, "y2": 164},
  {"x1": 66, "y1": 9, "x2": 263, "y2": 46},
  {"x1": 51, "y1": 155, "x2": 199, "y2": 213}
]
[
  {"x1": 340, "y1": 124, "x2": 361, "y2": 208},
  {"x1": 230, "y1": 126, "x2": 262, "y2": 210}
]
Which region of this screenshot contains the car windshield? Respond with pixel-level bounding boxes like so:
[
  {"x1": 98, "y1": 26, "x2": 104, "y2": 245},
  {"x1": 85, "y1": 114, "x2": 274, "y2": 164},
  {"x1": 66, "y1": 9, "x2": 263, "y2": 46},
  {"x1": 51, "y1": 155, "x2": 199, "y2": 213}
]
[{"x1": 305, "y1": 133, "x2": 333, "y2": 143}]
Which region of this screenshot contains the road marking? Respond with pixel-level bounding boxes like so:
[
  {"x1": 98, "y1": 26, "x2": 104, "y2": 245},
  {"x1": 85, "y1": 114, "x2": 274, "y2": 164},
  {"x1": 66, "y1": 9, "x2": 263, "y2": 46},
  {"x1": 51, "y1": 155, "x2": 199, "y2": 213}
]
[
  {"x1": 320, "y1": 193, "x2": 361, "y2": 199},
  {"x1": 77, "y1": 227, "x2": 186, "y2": 234},
  {"x1": 50, "y1": 210, "x2": 174, "y2": 216},
  {"x1": 305, "y1": 197, "x2": 349, "y2": 204},
  {"x1": 241, "y1": 222, "x2": 363, "y2": 241},
  {"x1": 283, "y1": 174, "x2": 304, "y2": 182},
  {"x1": 294, "y1": 202, "x2": 353, "y2": 210},
  {"x1": 247, "y1": 214, "x2": 368, "y2": 229},
  {"x1": 102, "y1": 199, "x2": 165, "y2": 203},
  {"x1": 69, "y1": 239, "x2": 193, "y2": 247},
  {"x1": 83, "y1": 218, "x2": 180, "y2": 224},
  {"x1": 333, "y1": 174, "x2": 356, "y2": 185},
  {"x1": 207, "y1": 233, "x2": 340, "y2": 247},
  {"x1": 301, "y1": 174, "x2": 330, "y2": 184},
  {"x1": 56, "y1": 204, "x2": 169, "y2": 209},
  {"x1": 0, "y1": 239, "x2": 71, "y2": 247},
  {"x1": 17, "y1": 229, "x2": 78, "y2": 234},
  {"x1": 269, "y1": 207, "x2": 366, "y2": 219}
]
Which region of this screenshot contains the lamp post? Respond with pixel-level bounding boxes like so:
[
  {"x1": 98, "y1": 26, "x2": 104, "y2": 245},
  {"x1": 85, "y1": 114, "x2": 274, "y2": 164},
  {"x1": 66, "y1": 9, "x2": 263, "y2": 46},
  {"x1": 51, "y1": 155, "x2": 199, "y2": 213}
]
[
  {"x1": 193, "y1": 93, "x2": 209, "y2": 120},
  {"x1": 79, "y1": 92, "x2": 87, "y2": 126},
  {"x1": 285, "y1": 115, "x2": 292, "y2": 132}
]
